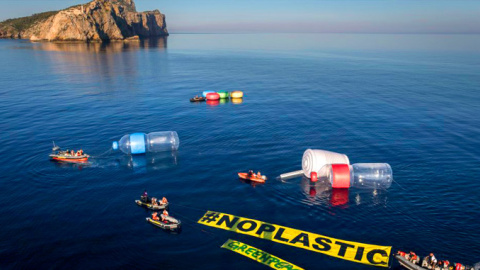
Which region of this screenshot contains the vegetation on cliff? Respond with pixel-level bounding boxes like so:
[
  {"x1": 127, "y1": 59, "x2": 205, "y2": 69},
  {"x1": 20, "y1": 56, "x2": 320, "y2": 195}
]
[{"x1": 0, "y1": 11, "x2": 58, "y2": 32}]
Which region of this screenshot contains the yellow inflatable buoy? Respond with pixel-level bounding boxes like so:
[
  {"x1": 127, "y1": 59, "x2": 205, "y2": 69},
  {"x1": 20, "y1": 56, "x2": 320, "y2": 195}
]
[{"x1": 230, "y1": 91, "x2": 244, "y2": 98}]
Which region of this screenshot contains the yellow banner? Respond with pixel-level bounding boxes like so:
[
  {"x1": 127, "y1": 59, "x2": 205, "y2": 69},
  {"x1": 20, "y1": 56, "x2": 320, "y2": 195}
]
[
  {"x1": 222, "y1": 239, "x2": 304, "y2": 270},
  {"x1": 199, "y1": 211, "x2": 391, "y2": 267}
]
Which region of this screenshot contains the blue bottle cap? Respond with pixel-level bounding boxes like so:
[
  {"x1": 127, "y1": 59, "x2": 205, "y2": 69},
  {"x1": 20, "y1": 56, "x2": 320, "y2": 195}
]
[{"x1": 112, "y1": 141, "x2": 119, "y2": 150}]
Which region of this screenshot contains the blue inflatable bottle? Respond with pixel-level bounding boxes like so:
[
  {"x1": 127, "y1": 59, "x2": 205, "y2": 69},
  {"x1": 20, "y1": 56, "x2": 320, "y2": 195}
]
[{"x1": 112, "y1": 131, "x2": 180, "y2": 155}]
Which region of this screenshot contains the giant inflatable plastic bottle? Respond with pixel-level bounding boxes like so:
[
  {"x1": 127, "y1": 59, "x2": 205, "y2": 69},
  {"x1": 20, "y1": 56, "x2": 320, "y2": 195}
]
[
  {"x1": 112, "y1": 131, "x2": 179, "y2": 155},
  {"x1": 324, "y1": 163, "x2": 392, "y2": 189}
]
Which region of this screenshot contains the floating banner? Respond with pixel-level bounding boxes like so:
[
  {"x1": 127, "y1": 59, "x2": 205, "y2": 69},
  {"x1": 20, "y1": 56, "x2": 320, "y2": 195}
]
[
  {"x1": 199, "y1": 211, "x2": 391, "y2": 267},
  {"x1": 222, "y1": 239, "x2": 304, "y2": 270}
]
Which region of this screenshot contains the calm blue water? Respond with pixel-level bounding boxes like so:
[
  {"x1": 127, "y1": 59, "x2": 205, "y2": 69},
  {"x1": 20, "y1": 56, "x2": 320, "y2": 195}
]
[{"x1": 1, "y1": 34, "x2": 480, "y2": 269}]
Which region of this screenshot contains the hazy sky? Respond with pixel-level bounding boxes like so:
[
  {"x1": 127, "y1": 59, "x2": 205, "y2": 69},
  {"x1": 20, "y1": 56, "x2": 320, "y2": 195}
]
[{"x1": 0, "y1": 0, "x2": 479, "y2": 34}]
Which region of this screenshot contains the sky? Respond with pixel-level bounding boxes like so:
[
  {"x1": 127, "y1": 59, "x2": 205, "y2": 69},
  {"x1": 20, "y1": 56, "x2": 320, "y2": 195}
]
[{"x1": 0, "y1": 0, "x2": 479, "y2": 34}]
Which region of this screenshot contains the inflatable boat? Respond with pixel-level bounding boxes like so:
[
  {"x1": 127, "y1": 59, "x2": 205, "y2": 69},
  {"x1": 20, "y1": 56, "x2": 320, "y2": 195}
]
[
  {"x1": 146, "y1": 215, "x2": 181, "y2": 231},
  {"x1": 49, "y1": 144, "x2": 89, "y2": 163},
  {"x1": 238, "y1": 172, "x2": 267, "y2": 183},
  {"x1": 135, "y1": 195, "x2": 169, "y2": 210},
  {"x1": 190, "y1": 96, "x2": 206, "y2": 102},
  {"x1": 395, "y1": 254, "x2": 475, "y2": 270}
]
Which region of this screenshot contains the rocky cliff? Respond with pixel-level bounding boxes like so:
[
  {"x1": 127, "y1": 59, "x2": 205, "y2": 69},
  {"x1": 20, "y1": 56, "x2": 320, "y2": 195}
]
[{"x1": 0, "y1": 0, "x2": 168, "y2": 41}]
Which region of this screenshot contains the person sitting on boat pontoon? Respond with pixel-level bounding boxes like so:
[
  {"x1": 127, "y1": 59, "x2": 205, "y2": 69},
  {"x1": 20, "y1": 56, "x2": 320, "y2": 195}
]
[
  {"x1": 257, "y1": 172, "x2": 262, "y2": 178},
  {"x1": 152, "y1": 212, "x2": 159, "y2": 221},
  {"x1": 428, "y1": 253, "x2": 437, "y2": 268},
  {"x1": 408, "y1": 251, "x2": 418, "y2": 263},
  {"x1": 397, "y1": 250, "x2": 406, "y2": 257},
  {"x1": 70, "y1": 150, "x2": 75, "y2": 156},
  {"x1": 248, "y1": 170, "x2": 254, "y2": 177},
  {"x1": 438, "y1": 260, "x2": 450, "y2": 268},
  {"x1": 151, "y1": 197, "x2": 158, "y2": 206},
  {"x1": 160, "y1": 197, "x2": 168, "y2": 205},
  {"x1": 161, "y1": 210, "x2": 169, "y2": 222}
]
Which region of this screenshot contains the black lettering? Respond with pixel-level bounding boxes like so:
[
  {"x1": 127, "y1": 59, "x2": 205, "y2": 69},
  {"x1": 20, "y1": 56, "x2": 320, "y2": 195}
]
[
  {"x1": 366, "y1": 249, "x2": 388, "y2": 265},
  {"x1": 274, "y1": 228, "x2": 290, "y2": 242},
  {"x1": 289, "y1": 233, "x2": 310, "y2": 247},
  {"x1": 335, "y1": 241, "x2": 355, "y2": 257},
  {"x1": 237, "y1": 220, "x2": 257, "y2": 232},
  {"x1": 355, "y1": 247, "x2": 364, "y2": 261},
  {"x1": 312, "y1": 237, "x2": 332, "y2": 251},
  {"x1": 216, "y1": 215, "x2": 239, "y2": 228},
  {"x1": 256, "y1": 223, "x2": 276, "y2": 235}
]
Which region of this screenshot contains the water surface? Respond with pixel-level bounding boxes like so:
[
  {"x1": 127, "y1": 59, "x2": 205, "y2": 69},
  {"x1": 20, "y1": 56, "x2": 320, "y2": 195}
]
[{"x1": 1, "y1": 34, "x2": 479, "y2": 269}]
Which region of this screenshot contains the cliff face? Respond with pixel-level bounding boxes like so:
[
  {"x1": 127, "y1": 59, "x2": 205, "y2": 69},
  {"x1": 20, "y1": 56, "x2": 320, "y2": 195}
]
[{"x1": 0, "y1": 0, "x2": 168, "y2": 41}]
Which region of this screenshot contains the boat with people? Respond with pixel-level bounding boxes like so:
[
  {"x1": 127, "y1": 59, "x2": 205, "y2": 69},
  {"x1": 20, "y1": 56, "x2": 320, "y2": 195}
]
[
  {"x1": 238, "y1": 171, "x2": 267, "y2": 183},
  {"x1": 146, "y1": 210, "x2": 181, "y2": 231},
  {"x1": 190, "y1": 96, "x2": 206, "y2": 102},
  {"x1": 135, "y1": 192, "x2": 169, "y2": 210},
  {"x1": 395, "y1": 251, "x2": 476, "y2": 270},
  {"x1": 49, "y1": 142, "x2": 89, "y2": 163}
]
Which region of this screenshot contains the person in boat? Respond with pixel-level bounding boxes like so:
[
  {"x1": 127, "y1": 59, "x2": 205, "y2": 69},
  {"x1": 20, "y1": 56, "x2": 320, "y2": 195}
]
[
  {"x1": 248, "y1": 170, "x2": 254, "y2": 177},
  {"x1": 427, "y1": 253, "x2": 437, "y2": 268},
  {"x1": 152, "y1": 212, "x2": 159, "y2": 221},
  {"x1": 151, "y1": 197, "x2": 158, "y2": 206},
  {"x1": 79, "y1": 149, "x2": 84, "y2": 155},
  {"x1": 408, "y1": 251, "x2": 418, "y2": 263},
  {"x1": 160, "y1": 197, "x2": 168, "y2": 205},
  {"x1": 396, "y1": 250, "x2": 407, "y2": 257},
  {"x1": 257, "y1": 171, "x2": 262, "y2": 178},
  {"x1": 141, "y1": 190, "x2": 148, "y2": 202},
  {"x1": 438, "y1": 260, "x2": 450, "y2": 268},
  {"x1": 70, "y1": 150, "x2": 75, "y2": 156},
  {"x1": 161, "y1": 210, "x2": 169, "y2": 222}
]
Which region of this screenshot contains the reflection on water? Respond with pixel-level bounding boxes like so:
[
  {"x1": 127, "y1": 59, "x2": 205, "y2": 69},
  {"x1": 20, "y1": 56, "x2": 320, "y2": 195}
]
[
  {"x1": 300, "y1": 176, "x2": 388, "y2": 208},
  {"x1": 231, "y1": 98, "x2": 243, "y2": 104},
  {"x1": 32, "y1": 38, "x2": 167, "y2": 53},
  {"x1": 206, "y1": 100, "x2": 219, "y2": 106},
  {"x1": 115, "y1": 152, "x2": 178, "y2": 173},
  {"x1": 29, "y1": 38, "x2": 167, "y2": 91},
  {"x1": 50, "y1": 160, "x2": 90, "y2": 170}
]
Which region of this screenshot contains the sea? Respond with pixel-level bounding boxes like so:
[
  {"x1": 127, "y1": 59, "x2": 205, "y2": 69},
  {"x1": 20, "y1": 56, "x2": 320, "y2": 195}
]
[{"x1": 0, "y1": 33, "x2": 479, "y2": 269}]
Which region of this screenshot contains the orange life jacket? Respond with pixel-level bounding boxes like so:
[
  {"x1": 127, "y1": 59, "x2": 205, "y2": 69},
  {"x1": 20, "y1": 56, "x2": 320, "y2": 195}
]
[{"x1": 152, "y1": 213, "x2": 159, "y2": 220}]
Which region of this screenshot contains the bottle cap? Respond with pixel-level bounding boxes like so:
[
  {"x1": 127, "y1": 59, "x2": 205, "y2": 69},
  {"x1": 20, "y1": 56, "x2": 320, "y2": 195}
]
[
  {"x1": 331, "y1": 164, "x2": 351, "y2": 188},
  {"x1": 112, "y1": 141, "x2": 119, "y2": 150}
]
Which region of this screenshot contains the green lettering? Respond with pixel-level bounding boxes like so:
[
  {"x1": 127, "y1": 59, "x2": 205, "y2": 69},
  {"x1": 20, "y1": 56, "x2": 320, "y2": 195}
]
[
  {"x1": 245, "y1": 248, "x2": 255, "y2": 255},
  {"x1": 238, "y1": 244, "x2": 248, "y2": 252}
]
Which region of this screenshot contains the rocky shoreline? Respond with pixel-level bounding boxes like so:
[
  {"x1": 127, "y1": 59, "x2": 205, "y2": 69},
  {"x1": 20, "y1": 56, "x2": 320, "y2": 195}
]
[{"x1": 0, "y1": 0, "x2": 168, "y2": 42}]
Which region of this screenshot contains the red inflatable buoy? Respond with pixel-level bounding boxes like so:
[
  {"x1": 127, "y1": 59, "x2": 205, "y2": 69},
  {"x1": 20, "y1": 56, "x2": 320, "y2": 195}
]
[
  {"x1": 206, "y1": 93, "x2": 220, "y2": 100},
  {"x1": 310, "y1": 172, "x2": 318, "y2": 182}
]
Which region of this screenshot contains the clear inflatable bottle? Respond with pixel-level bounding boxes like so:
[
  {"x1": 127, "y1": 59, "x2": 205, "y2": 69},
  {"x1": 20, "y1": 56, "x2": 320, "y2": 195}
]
[
  {"x1": 324, "y1": 163, "x2": 393, "y2": 189},
  {"x1": 112, "y1": 131, "x2": 180, "y2": 155}
]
